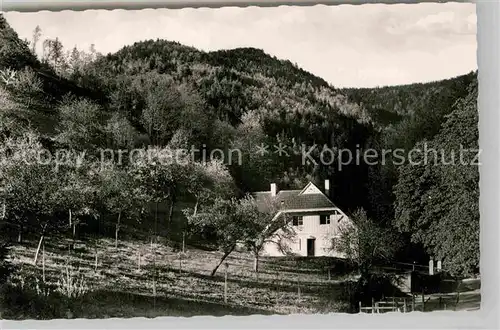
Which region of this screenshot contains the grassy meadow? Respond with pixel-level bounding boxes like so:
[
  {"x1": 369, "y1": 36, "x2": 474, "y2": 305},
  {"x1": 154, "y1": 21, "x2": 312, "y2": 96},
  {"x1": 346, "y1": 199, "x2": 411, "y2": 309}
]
[{"x1": 3, "y1": 235, "x2": 357, "y2": 319}]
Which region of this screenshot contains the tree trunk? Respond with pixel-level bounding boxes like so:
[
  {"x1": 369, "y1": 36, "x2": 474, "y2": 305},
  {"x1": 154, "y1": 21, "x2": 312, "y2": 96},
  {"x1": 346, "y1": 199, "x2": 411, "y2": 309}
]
[
  {"x1": 95, "y1": 215, "x2": 100, "y2": 272},
  {"x1": 168, "y1": 193, "x2": 176, "y2": 229},
  {"x1": 182, "y1": 232, "x2": 185, "y2": 253},
  {"x1": 42, "y1": 241, "x2": 46, "y2": 283},
  {"x1": 182, "y1": 197, "x2": 197, "y2": 252},
  {"x1": 115, "y1": 211, "x2": 121, "y2": 248},
  {"x1": 211, "y1": 245, "x2": 235, "y2": 277},
  {"x1": 193, "y1": 198, "x2": 199, "y2": 216},
  {"x1": 33, "y1": 225, "x2": 46, "y2": 265},
  {"x1": 154, "y1": 202, "x2": 158, "y2": 244},
  {"x1": 253, "y1": 253, "x2": 259, "y2": 280},
  {"x1": 455, "y1": 279, "x2": 462, "y2": 309},
  {"x1": 68, "y1": 209, "x2": 73, "y2": 251},
  {"x1": 94, "y1": 243, "x2": 98, "y2": 272}
]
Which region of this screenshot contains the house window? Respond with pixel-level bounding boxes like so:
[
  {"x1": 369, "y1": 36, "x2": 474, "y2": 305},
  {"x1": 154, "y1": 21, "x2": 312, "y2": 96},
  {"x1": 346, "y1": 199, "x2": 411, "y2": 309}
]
[
  {"x1": 320, "y1": 215, "x2": 330, "y2": 225},
  {"x1": 292, "y1": 216, "x2": 303, "y2": 226}
]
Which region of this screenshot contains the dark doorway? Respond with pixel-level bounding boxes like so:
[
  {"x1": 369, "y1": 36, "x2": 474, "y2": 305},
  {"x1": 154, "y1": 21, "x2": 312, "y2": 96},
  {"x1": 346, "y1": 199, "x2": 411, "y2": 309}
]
[{"x1": 307, "y1": 238, "x2": 315, "y2": 257}]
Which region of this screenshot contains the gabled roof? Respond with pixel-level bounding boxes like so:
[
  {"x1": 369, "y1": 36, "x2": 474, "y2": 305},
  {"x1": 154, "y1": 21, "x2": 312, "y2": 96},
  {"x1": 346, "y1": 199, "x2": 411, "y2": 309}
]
[{"x1": 253, "y1": 182, "x2": 337, "y2": 213}]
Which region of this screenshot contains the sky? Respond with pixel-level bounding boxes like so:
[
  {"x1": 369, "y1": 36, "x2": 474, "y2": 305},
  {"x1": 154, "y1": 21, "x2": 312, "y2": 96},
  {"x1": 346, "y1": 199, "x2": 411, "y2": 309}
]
[{"x1": 4, "y1": 3, "x2": 477, "y2": 88}]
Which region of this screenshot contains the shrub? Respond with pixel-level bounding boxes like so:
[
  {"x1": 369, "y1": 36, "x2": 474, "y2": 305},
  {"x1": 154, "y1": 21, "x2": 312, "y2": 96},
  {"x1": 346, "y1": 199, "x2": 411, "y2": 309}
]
[
  {"x1": 0, "y1": 266, "x2": 91, "y2": 319},
  {"x1": 54, "y1": 266, "x2": 90, "y2": 299},
  {"x1": 0, "y1": 272, "x2": 64, "y2": 320}
]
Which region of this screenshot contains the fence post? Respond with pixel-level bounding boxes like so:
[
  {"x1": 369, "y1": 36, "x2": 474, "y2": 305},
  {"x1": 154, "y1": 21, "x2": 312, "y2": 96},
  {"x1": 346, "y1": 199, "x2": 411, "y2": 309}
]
[
  {"x1": 42, "y1": 241, "x2": 45, "y2": 283},
  {"x1": 421, "y1": 291, "x2": 425, "y2": 312},
  {"x1": 412, "y1": 294, "x2": 415, "y2": 311},
  {"x1": 179, "y1": 252, "x2": 182, "y2": 275},
  {"x1": 224, "y1": 262, "x2": 228, "y2": 304},
  {"x1": 182, "y1": 232, "x2": 185, "y2": 253},
  {"x1": 372, "y1": 297, "x2": 375, "y2": 314},
  {"x1": 403, "y1": 299, "x2": 407, "y2": 313},
  {"x1": 94, "y1": 247, "x2": 98, "y2": 272},
  {"x1": 359, "y1": 301, "x2": 362, "y2": 313}
]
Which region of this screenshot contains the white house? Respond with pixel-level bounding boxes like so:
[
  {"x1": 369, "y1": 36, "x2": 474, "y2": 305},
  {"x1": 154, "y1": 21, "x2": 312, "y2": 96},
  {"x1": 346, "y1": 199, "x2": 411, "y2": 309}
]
[{"x1": 253, "y1": 180, "x2": 351, "y2": 258}]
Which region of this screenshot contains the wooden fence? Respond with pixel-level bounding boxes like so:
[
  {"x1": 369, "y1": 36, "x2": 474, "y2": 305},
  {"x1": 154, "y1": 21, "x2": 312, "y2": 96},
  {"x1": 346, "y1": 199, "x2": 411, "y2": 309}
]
[{"x1": 359, "y1": 297, "x2": 413, "y2": 314}]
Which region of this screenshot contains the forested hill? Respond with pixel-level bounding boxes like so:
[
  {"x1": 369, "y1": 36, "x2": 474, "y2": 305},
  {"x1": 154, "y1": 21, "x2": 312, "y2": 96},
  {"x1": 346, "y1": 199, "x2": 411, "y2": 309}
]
[
  {"x1": 1, "y1": 19, "x2": 477, "y2": 213},
  {"x1": 81, "y1": 39, "x2": 370, "y2": 127},
  {"x1": 1, "y1": 15, "x2": 479, "y2": 276},
  {"x1": 341, "y1": 72, "x2": 477, "y2": 149},
  {"x1": 342, "y1": 72, "x2": 476, "y2": 118}
]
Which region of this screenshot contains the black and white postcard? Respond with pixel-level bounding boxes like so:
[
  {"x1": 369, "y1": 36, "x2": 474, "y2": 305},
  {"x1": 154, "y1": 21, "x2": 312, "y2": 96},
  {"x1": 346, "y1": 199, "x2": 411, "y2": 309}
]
[{"x1": 0, "y1": 2, "x2": 479, "y2": 320}]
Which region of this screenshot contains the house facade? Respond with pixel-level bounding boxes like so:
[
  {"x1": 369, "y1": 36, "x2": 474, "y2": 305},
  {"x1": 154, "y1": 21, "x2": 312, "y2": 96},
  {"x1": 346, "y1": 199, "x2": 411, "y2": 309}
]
[{"x1": 254, "y1": 180, "x2": 351, "y2": 258}]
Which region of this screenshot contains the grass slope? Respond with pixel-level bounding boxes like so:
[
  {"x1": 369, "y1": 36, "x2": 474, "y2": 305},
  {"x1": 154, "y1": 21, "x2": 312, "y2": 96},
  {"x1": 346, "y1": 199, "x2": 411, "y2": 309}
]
[{"x1": 5, "y1": 236, "x2": 353, "y2": 319}]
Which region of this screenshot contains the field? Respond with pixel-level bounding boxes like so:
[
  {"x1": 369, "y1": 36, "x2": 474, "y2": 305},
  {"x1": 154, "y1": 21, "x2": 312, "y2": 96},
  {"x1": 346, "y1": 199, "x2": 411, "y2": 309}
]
[{"x1": 3, "y1": 236, "x2": 356, "y2": 319}]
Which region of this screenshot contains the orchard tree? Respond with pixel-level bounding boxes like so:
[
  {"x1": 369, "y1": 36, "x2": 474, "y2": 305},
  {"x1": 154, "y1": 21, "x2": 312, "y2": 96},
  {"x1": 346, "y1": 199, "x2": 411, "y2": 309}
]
[
  {"x1": 98, "y1": 166, "x2": 148, "y2": 248},
  {"x1": 185, "y1": 193, "x2": 291, "y2": 278},
  {"x1": 238, "y1": 195, "x2": 295, "y2": 278},
  {"x1": 0, "y1": 133, "x2": 74, "y2": 263},
  {"x1": 180, "y1": 159, "x2": 236, "y2": 248},
  {"x1": 61, "y1": 164, "x2": 100, "y2": 251},
  {"x1": 185, "y1": 196, "x2": 247, "y2": 276},
  {"x1": 128, "y1": 146, "x2": 189, "y2": 237}
]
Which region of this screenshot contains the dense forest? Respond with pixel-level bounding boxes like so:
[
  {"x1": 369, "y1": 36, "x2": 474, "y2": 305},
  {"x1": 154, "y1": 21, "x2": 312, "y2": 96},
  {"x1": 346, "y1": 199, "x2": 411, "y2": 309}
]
[{"x1": 0, "y1": 12, "x2": 479, "y2": 306}]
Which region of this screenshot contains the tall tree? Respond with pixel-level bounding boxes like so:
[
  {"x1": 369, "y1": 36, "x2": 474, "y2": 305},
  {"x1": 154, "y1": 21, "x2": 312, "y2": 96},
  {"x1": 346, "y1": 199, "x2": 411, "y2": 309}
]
[
  {"x1": 30, "y1": 25, "x2": 42, "y2": 56},
  {"x1": 42, "y1": 38, "x2": 67, "y2": 74},
  {"x1": 140, "y1": 74, "x2": 183, "y2": 146},
  {"x1": 56, "y1": 97, "x2": 106, "y2": 151},
  {"x1": 393, "y1": 80, "x2": 479, "y2": 277},
  {"x1": 331, "y1": 208, "x2": 401, "y2": 277}
]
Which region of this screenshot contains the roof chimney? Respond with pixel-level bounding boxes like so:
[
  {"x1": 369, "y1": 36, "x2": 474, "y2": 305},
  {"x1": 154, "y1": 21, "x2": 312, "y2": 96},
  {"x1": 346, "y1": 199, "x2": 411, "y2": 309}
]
[
  {"x1": 270, "y1": 183, "x2": 277, "y2": 197},
  {"x1": 324, "y1": 179, "x2": 330, "y2": 197}
]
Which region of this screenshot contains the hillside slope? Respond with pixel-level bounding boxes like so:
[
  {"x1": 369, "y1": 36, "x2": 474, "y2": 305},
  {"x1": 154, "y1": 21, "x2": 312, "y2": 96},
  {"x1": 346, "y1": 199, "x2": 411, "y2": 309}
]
[{"x1": 341, "y1": 72, "x2": 477, "y2": 149}]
